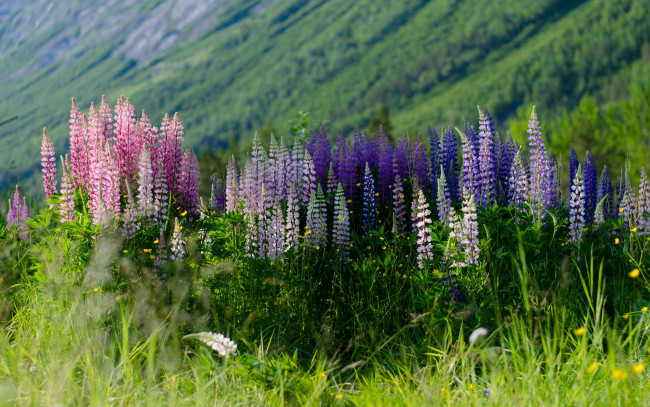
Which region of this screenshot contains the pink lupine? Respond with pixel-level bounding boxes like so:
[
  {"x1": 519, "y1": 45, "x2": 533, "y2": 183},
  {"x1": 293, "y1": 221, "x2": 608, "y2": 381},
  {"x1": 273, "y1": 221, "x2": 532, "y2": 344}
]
[
  {"x1": 7, "y1": 186, "x2": 24, "y2": 229},
  {"x1": 98, "y1": 95, "x2": 113, "y2": 139},
  {"x1": 69, "y1": 98, "x2": 87, "y2": 187},
  {"x1": 122, "y1": 182, "x2": 139, "y2": 239},
  {"x1": 41, "y1": 128, "x2": 57, "y2": 199},
  {"x1": 160, "y1": 113, "x2": 184, "y2": 195},
  {"x1": 88, "y1": 137, "x2": 106, "y2": 223},
  {"x1": 59, "y1": 155, "x2": 76, "y2": 223},
  {"x1": 114, "y1": 97, "x2": 142, "y2": 187},
  {"x1": 103, "y1": 142, "x2": 121, "y2": 219},
  {"x1": 179, "y1": 148, "x2": 200, "y2": 214},
  {"x1": 137, "y1": 145, "x2": 155, "y2": 218}
]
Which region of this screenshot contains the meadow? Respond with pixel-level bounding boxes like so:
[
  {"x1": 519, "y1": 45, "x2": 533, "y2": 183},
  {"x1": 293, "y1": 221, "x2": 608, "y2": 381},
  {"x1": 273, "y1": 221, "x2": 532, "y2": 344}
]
[{"x1": 0, "y1": 96, "x2": 649, "y2": 406}]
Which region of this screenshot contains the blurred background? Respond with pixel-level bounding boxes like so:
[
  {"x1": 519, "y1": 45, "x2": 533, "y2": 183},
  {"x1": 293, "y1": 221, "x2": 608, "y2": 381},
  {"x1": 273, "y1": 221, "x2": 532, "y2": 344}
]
[{"x1": 0, "y1": 0, "x2": 648, "y2": 198}]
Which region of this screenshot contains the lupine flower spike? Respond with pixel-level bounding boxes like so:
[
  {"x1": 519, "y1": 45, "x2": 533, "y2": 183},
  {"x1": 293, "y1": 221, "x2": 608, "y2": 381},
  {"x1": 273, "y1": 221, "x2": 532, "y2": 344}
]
[{"x1": 41, "y1": 128, "x2": 57, "y2": 200}]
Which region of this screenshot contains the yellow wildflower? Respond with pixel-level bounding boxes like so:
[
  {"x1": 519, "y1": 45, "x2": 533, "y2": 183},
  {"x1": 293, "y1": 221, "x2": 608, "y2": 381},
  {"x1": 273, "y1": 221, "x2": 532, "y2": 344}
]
[
  {"x1": 623, "y1": 313, "x2": 629, "y2": 320},
  {"x1": 143, "y1": 248, "x2": 152, "y2": 253},
  {"x1": 631, "y1": 227, "x2": 638, "y2": 233},
  {"x1": 153, "y1": 239, "x2": 159, "y2": 244},
  {"x1": 587, "y1": 363, "x2": 599, "y2": 373},
  {"x1": 629, "y1": 268, "x2": 640, "y2": 278},
  {"x1": 150, "y1": 255, "x2": 155, "y2": 260},
  {"x1": 335, "y1": 394, "x2": 343, "y2": 400},
  {"x1": 574, "y1": 327, "x2": 586, "y2": 336},
  {"x1": 180, "y1": 210, "x2": 187, "y2": 216},
  {"x1": 612, "y1": 368, "x2": 628, "y2": 381},
  {"x1": 123, "y1": 249, "x2": 128, "y2": 253},
  {"x1": 615, "y1": 238, "x2": 620, "y2": 244},
  {"x1": 633, "y1": 363, "x2": 646, "y2": 374},
  {"x1": 643, "y1": 307, "x2": 648, "y2": 312},
  {"x1": 93, "y1": 287, "x2": 99, "y2": 292}
]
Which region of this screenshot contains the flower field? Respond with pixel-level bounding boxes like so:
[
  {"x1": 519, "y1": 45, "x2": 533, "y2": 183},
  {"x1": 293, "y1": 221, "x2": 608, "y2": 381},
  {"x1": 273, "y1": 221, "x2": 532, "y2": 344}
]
[{"x1": 0, "y1": 96, "x2": 649, "y2": 405}]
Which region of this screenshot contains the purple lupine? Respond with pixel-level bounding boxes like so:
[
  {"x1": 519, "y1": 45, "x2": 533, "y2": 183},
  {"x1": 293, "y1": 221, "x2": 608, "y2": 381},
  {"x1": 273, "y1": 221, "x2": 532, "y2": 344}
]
[
  {"x1": 352, "y1": 126, "x2": 364, "y2": 166},
  {"x1": 276, "y1": 138, "x2": 291, "y2": 201},
  {"x1": 41, "y1": 128, "x2": 57, "y2": 199},
  {"x1": 464, "y1": 118, "x2": 480, "y2": 158},
  {"x1": 442, "y1": 270, "x2": 466, "y2": 303},
  {"x1": 326, "y1": 162, "x2": 338, "y2": 205},
  {"x1": 301, "y1": 150, "x2": 317, "y2": 207},
  {"x1": 410, "y1": 135, "x2": 429, "y2": 193},
  {"x1": 415, "y1": 189, "x2": 434, "y2": 269},
  {"x1": 615, "y1": 169, "x2": 626, "y2": 217},
  {"x1": 332, "y1": 183, "x2": 350, "y2": 259},
  {"x1": 377, "y1": 128, "x2": 393, "y2": 202},
  {"x1": 508, "y1": 148, "x2": 528, "y2": 208},
  {"x1": 583, "y1": 151, "x2": 598, "y2": 223},
  {"x1": 362, "y1": 163, "x2": 376, "y2": 235},
  {"x1": 429, "y1": 126, "x2": 441, "y2": 191},
  {"x1": 137, "y1": 145, "x2": 155, "y2": 218},
  {"x1": 178, "y1": 148, "x2": 200, "y2": 214},
  {"x1": 249, "y1": 135, "x2": 267, "y2": 214},
  {"x1": 436, "y1": 167, "x2": 452, "y2": 227},
  {"x1": 527, "y1": 107, "x2": 551, "y2": 222},
  {"x1": 225, "y1": 156, "x2": 240, "y2": 213},
  {"x1": 59, "y1": 155, "x2": 76, "y2": 223},
  {"x1": 392, "y1": 173, "x2": 406, "y2": 234},
  {"x1": 619, "y1": 184, "x2": 636, "y2": 230},
  {"x1": 596, "y1": 166, "x2": 613, "y2": 220},
  {"x1": 458, "y1": 129, "x2": 480, "y2": 202},
  {"x1": 69, "y1": 98, "x2": 87, "y2": 187},
  {"x1": 159, "y1": 113, "x2": 184, "y2": 196},
  {"x1": 548, "y1": 150, "x2": 561, "y2": 209},
  {"x1": 500, "y1": 133, "x2": 516, "y2": 193},
  {"x1": 210, "y1": 176, "x2": 226, "y2": 214},
  {"x1": 441, "y1": 128, "x2": 458, "y2": 202},
  {"x1": 305, "y1": 185, "x2": 326, "y2": 249},
  {"x1": 460, "y1": 188, "x2": 480, "y2": 265},
  {"x1": 569, "y1": 144, "x2": 579, "y2": 192},
  {"x1": 638, "y1": 167, "x2": 650, "y2": 235},
  {"x1": 305, "y1": 124, "x2": 332, "y2": 188},
  {"x1": 568, "y1": 164, "x2": 585, "y2": 244},
  {"x1": 240, "y1": 155, "x2": 255, "y2": 214},
  {"x1": 333, "y1": 131, "x2": 347, "y2": 186},
  {"x1": 284, "y1": 184, "x2": 300, "y2": 252},
  {"x1": 153, "y1": 160, "x2": 168, "y2": 226},
  {"x1": 122, "y1": 182, "x2": 138, "y2": 239},
  {"x1": 289, "y1": 137, "x2": 305, "y2": 199},
  {"x1": 393, "y1": 136, "x2": 409, "y2": 183},
  {"x1": 477, "y1": 106, "x2": 497, "y2": 208},
  {"x1": 114, "y1": 97, "x2": 142, "y2": 188},
  {"x1": 7, "y1": 186, "x2": 26, "y2": 230}
]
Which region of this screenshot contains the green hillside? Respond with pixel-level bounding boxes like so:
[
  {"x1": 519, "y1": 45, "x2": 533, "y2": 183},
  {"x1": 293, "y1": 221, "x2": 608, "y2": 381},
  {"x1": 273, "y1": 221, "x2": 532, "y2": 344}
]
[{"x1": 1, "y1": 0, "x2": 649, "y2": 193}]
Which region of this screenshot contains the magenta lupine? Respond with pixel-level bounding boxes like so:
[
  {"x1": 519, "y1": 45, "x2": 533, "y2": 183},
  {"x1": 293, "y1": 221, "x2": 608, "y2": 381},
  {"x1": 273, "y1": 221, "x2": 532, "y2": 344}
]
[
  {"x1": 170, "y1": 218, "x2": 186, "y2": 261},
  {"x1": 638, "y1": 167, "x2": 650, "y2": 234},
  {"x1": 392, "y1": 173, "x2": 406, "y2": 234},
  {"x1": 225, "y1": 156, "x2": 240, "y2": 212},
  {"x1": 415, "y1": 189, "x2": 434, "y2": 269},
  {"x1": 114, "y1": 97, "x2": 142, "y2": 188},
  {"x1": 137, "y1": 145, "x2": 155, "y2": 218},
  {"x1": 88, "y1": 138, "x2": 106, "y2": 224},
  {"x1": 122, "y1": 182, "x2": 139, "y2": 239},
  {"x1": 59, "y1": 155, "x2": 76, "y2": 223},
  {"x1": 568, "y1": 164, "x2": 586, "y2": 244},
  {"x1": 460, "y1": 188, "x2": 480, "y2": 266},
  {"x1": 477, "y1": 106, "x2": 497, "y2": 208},
  {"x1": 332, "y1": 183, "x2": 350, "y2": 259},
  {"x1": 508, "y1": 148, "x2": 528, "y2": 207},
  {"x1": 305, "y1": 185, "x2": 326, "y2": 249},
  {"x1": 527, "y1": 107, "x2": 551, "y2": 221},
  {"x1": 41, "y1": 128, "x2": 57, "y2": 199},
  {"x1": 178, "y1": 148, "x2": 200, "y2": 214},
  {"x1": 284, "y1": 185, "x2": 300, "y2": 252},
  {"x1": 301, "y1": 150, "x2": 317, "y2": 207},
  {"x1": 436, "y1": 167, "x2": 452, "y2": 227},
  {"x1": 94, "y1": 183, "x2": 111, "y2": 228},
  {"x1": 69, "y1": 98, "x2": 87, "y2": 187},
  {"x1": 153, "y1": 160, "x2": 168, "y2": 226},
  {"x1": 160, "y1": 113, "x2": 184, "y2": 195},
  {"x1": 458, "y1": 129, "x2": 480, "y2": 202}
]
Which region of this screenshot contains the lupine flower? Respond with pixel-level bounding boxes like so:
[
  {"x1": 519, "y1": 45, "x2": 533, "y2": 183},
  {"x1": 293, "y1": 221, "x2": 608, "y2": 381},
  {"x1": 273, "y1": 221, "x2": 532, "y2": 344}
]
[
  {"x1": 265, "y1": 196, "x2": 285, "y2": 261},
  {"x1": 477, "y1": 106, "x2": 497, "y2": 208},
  {"x1": 442, "y1": 270, "x2": 466, "y2": 304},
  {"x1": 458, "y1": 129, "x2": 480, "y2": 202},
  {"x1": 414, "y1": 189, "x2": 434, "y2": 269},
  {"x1": 393, "y1": 136, "x2": 409, "y2": 184},
  {"x1": 170, "y1": 218, "x2": 186, "y2": 261},
  {"x1": 275, "y1": 137, "x2": 292, "y2": 201},
  {"x1": 187, "y1": 332, "x2": 237, "y2": 358},
  {"x1": 160, "y1": 113, "x2": 184, "y2": 195},
  {"x1": 153, "y1": 160, "x2": 168, "y2": 226},
  {"x1": 225, "y1": 155, "x2": 240, "y2": 213},
  {"x1": 392, "y1": 173, "x2": 406, "y2": 234},
  {"x1": 436, "y1": 166, "x2": 452, "y2": 227},
  {"x1": 210, "y1": 175, "x2": 226, "y2": 214},
  {"x1": 178, "y1": 148, "x2": 200, "y2": 214},
  {"x1": 500, "y1": 133, "x2": 516, "y2": 196},
  {"x1": 289, "y1": 136, "x2": 305, "y2": 196},
  {"x1": 305, "y1": 123, "x2": 332, "y2": 188},
  {"x1": 244, "y1": 211, "x2": 258, "y2": 258},
  {"x1": 7, "y1": 186, "x2": 30, "y2": 239},
  {"x1": 508, "y1": 148, "x2": 528, "y2": 207},
  {"x1": 593, "y1": 195, "x2": 607, "y2": 230},
  {"x1": 267, "y1": 135, "x2": 280, "y2": 200},
  {"x1": 441, "y1": 128, "x2": 458, "y2": 202},
  {"x1": 284, "y1": 185, "x2": 300, "y2": 252},
  {"x1": 41, "y1": 128, "x2": 57, "y2": 199},
  {"x1": 302, "y1": 150, "x2": 317, "y2": 207},
  {"x1": 122, "y1": 182, "x2": 139, "y2": 239},
  {"x1": 409, "y1": 136, "x2": 429, "y2": 192},
  {"x1": 460, "y1": 188, "x2": 480, "y2": 265},
  {"x1": 103, "y1": 141, "x2": 121, "y2": 220},
  {"x1": 362, "y1": 163, "x2": 376, "y2": 235},
  {"x1": 113, "y1": 97, "x2": 142, "y2": 188},
  {"x1": 98, "y1": 95, "x2": 114, "y2": 139},
  {"x1": 597, "y1": 166, "x2": 613, "y2": 220},
  {"x1": 326, "y1": 162, "x2": 338, "y2": 205},
  {"x1": 469, "y1": 327, "x2": 489, "y2": 345},
  {"x1": 377, "y1": 128, "x2": 394, "y2": 201},
  {"x1": 527, "y1": 107, "x2": 551, "y2": 222},
  {"x1": 256, "y1": 186, "x2": 269, "y2": 258},
  {"x1": 568, "y1": 164, "x2": 586, "y2": 244},
  {"x1": 548, "y1": 150, "x2": 561, "y2": 209},
  {"x1": 305, "y1": 185, "x2": 327, "y2": 249},
  {"x1": 332, "y1": 183, "x2": 350, "y2": 259},
  {"x1": 583, "y1": 151, "x2": 598, "y2": 223},
  {"x1": 569, "y1": 144, "x2": 579, "y2": 191},
  {"x1": 429, "y1": 126, "x2": 440, "y2": 191},
  {"x1": 68, "y1": 98, "x2": 88, "y2": 187},
  {"x1": 638, "y1": 167, "x2": 650, "y2": 235},
  {"x1": 137, "y1": 145, "x2": 155, "y2": 218},
  {"x1": 59, "y1": 155, "x2": 76, "y2": 223}
]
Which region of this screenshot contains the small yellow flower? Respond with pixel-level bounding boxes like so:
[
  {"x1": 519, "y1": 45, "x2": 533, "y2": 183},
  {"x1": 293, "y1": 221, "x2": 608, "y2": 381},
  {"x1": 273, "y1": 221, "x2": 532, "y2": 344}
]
[
  {"x1": 316, "y1": 246, "x2": 320, "y2": 250},
  {"x1": 335, "y1": 394, "x2": 343, "y2": 400},
  {"x1": 356, "y1": 183, "x2": 361, "y2": 187},
  {"x1": 153, "y1": 239, "x2": 159, "y2": 244},
  {"x1": 615, "y1": 238, "x2": 620, "y2": 244},
  {"x1": 468, "y1": 384, "x2": 474, "y2": 390},
  {"x1": 346, "y1": 199, "x2": 351, "y2": 203},
  {"x1": 643, "y1": 307, "x2": 648, "y2": 312},
  {"x1": 93, "y1": 287, "x2": 99, "y2": 292},
  {"x1": 115, "y1": 295, "x2": 121, "y2": 301},
  {"x1": 619, "y1": 207, "x2": 625, "y2": 213},
  {"x1": 574, "y1": 327, "x2": 586, "y2": 336},
  {"x1": 633, "y1": 363, "x2": 646, "y2": 374},
  {"x1": 321, "y1": 373, "x2": 326, "y2": 379},
  {"x1": 587, "y1": 362, "x2": 599, "y2": 373},
  {"x1": 631, "y1": 227, "x2": 638, "y2": 233},
  {"x1": 150, "y1": 255, "x2": 156, "y2": 260},
  {"x1": 123, "y1": 249, "x2": 128, "y2": 253},
  {"x1": 180, "y1": 210, "x2": 187, "y2": 216},
  {"x1": 629, "y1": 268, "x2": 640, "y2": 278},
  {"x1": 383, "y1": 246, "x2": 386, "y2": 250},
  {"x1": 143, "y1": 248, "x2": 152, "y2": 253},
  {"x1": 623, "y1": 313, "x2": 629, "y2": 320},
  {"x1": 375, "y1": 192, "x2": 379, "y2": 196},
  {"x1": 612, "y1": 368, "x2": 628, "y2": 381}
]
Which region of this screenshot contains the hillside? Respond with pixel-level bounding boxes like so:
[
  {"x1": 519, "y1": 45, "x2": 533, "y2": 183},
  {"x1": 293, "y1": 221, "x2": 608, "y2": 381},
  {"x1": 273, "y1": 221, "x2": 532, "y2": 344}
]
[{"x1": 0, "y1": 0, "x2": 649, "y2": 193}]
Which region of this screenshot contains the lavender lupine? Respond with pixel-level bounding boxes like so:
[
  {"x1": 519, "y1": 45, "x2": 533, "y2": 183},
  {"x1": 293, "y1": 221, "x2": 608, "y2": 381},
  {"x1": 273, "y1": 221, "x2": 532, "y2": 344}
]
[
  {"x1": 460, "y1": 188, "x2": 480, "y2": 265},
  {"x1": 527, "y1": 107, "x2": 552, "y2": 221},
  {"x1": 69, "y1": 98, "x2": 88, "y2": 187},
  {"x1": 464, "y1": 119, "x2": 480, "y2": 158},
  {"x1": 41, "y1": 128, "x2": 57, "y2": 199},
  {"x1": 178, "y1": 148, "x2": 200, "y2": 214},
  {"x1": 301, "y1": 150, "x2": 317, "y2": 207},
  {"x1": 508, "y1": 148, "x2": 528, "y2": 207},
  {"x1": 170, "y1": 218, "x2": 186, "y2": 261},
  {"x1": 225, "y1": 155, "x2": 240, "y2": 212},
  {"x1": 477, "y1": 107, "x2": 497, "y2": 208},
  {"x1": 7, "y1": 186, "x2": 27, "y2": 230},
  {"x1": 160, "y1": 113, "x2": 184, "y2": 195},
  {"x1": 305, "y1": 185, "x2": 327, "y2": 249},
  {"x1": 153, "y1": 160, "x2": 168, "y2": 226},
  {"x1": 275, "y1": 138, "x2": 292, "y2": 200},
  {"x1": 332, "y1": 183, "x2": 351, "y2": 259},
  {"x1": 637, "y1": 167, "x2": 650, "y2": 234},
  {"x1": 597, "y1": 166, "x2": 613, "y2": 220},
  {"x1": 583, "y1": 151, "x2": 598, "y2": 223},
  {"x1": 392, "y1": 173, "x2": 406, "y2": 234},
  {"x1": 289, "y1": 136, "x2": 305, "y2": 189},
  {"x1": 362, "y1": 163, "x2": 376, "y2": 235},
  {"x1": 458, "y1": 129, "x2": 480, "y2": 201},
  {"x1": 59, "y1": 156, "x2": 76, "y2": 223},
  {"x1": 620, "y1": 186, "x2": 636, "y2": 230},
  {"x1": 137, "y1": 145, "x2": 155, "y2": 218},
  {"x1": 265, "y1": 136, "x2": 279, "y2": 200},
  {"x1": 284, "y1": 185, "x2": 300, "y2": 252},
  {"x1": 256, "y1": 186, "x2": 269, "y2": 258},
  {"x1": 415, "y1": 189, "x2": 434, "y2": 269},
  {"x1": 568, "y1": 164, "x2": 586, "y2": 244},
  {"x1": 436, "y1": 167, "x2": 453, "y2": 227},
  {"x1": 441, "y1": 128, "x2": 458, "y2": 201},
  {"x1": 122, "y1": 182, "x2": 139, "y2": 239}
]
